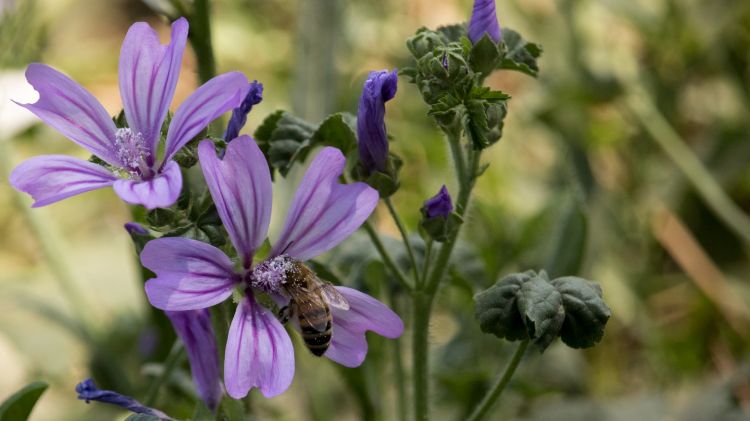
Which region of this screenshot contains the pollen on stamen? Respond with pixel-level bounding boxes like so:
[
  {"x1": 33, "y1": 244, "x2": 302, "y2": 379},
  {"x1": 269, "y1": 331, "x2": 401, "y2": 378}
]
[
  {"x1": 250, "y1": 255, "x2": 292, "y2": 293},
  {"x1": 114, "y1": 128, "x2": 149, "y2": 174}
]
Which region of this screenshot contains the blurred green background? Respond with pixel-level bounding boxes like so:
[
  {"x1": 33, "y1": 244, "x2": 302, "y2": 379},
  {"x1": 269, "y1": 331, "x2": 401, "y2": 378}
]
[{"x1": 1, "y1": 0, "x2": 750, "y2": 420}]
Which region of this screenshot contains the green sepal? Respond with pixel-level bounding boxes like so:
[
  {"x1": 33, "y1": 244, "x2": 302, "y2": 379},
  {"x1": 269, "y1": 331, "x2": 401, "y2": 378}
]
[
  {"x1": 419, "y1": 212, "x2": 463, "y2": 243},
  {"x1": 0, "y1": 381, "x2": 48, "y2": 421},
  {"x1": 551, "y1": 276, "x2": 611, "y2": 348},
  {"x1": 470, "y1": 34, "x2": 502, "y2": 76},
  {"x1": 498, "y1": 28, "x2": 542, "y2": 77},
  {"x1": 354, "y1": 153, "x2": 403, "y2": 198}
]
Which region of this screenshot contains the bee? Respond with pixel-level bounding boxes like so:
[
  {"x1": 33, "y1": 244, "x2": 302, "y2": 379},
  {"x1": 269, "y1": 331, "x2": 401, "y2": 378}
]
[{"x1": 278, "y1": 259, "x2": 349, "y2": 356}]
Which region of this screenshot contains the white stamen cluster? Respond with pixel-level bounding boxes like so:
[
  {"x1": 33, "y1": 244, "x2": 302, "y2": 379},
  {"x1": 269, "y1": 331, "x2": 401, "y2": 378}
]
[
  {"x1": 114, "y1": 128, "x2": 149, "y2": 174},
  {"x1": 250, "y1": 255, "x2": 292, "y2": 293}
]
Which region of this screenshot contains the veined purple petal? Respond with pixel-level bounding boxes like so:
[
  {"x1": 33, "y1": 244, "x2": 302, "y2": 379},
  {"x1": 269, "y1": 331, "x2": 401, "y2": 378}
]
[
  {"x1": 225, "y1": 295, "x2": 295, "y2": 399},
  {"x1": 468, "y1": 0, "x2": 501, "y2": 44},
  {"x1": 357, "y1": 69, "x2": 398, "y2": 176},
  {"x1": 162, "y1": 72, "x2": 249, "y2": 165},
  {"x1": 272, "y1": 147, "x2": 379, "y2": 261},
  {"x1": 325, "y1": 287, "x2": 403, "y2": 368},
  {"x1": 17, "y1": 64, "x2": 121, "y2": 166},
  {"x1": 112, "y1": 159, "x2": 182, "y2": 209},
  {"x1": 9, "y1": 155, "x2": 117, "y2": 207},
  {"x1": 166, "y1": 310, "x2": 223, "y2": 411},
  {"x1": 142, "y1": 237, "x2": 238, "y2": 311},
  {"x1": 76, "y1": 379, "x2": 173, "y2": 420},
  {"x1": 119, "y1": 18, "x2": 188, "y2": 160},
  {"x1": 198, "y1": 136, "x2": 272, "y2": 267}
]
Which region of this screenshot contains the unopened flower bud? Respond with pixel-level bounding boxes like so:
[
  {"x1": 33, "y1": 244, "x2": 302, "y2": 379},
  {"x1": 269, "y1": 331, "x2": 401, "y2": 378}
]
[{"x1": 469, "y1": 0, "x2": 501, "y2": 44}]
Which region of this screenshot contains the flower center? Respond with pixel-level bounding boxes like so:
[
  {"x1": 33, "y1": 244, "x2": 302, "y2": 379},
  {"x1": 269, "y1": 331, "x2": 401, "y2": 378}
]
[
  {"x1": 249, "y1": 255, "x2": 292, "y2": 293},
  {"x1": 114, "y1": 128, "x2": 151, "y2": 178}
]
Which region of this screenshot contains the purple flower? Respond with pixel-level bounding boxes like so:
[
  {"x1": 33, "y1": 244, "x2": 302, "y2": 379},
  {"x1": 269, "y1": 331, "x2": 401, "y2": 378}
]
[
  {"x1": 142, "y1": 136, "x2": 403, "y2": 399},
  {"x1": 422, "y1": 185, "x2": 454, "y2": 218},
  {"x1": 225, "y1": 81, "x2": 263, "y2": 142},
  {"x1": 357, "y1": 69, "x2": 398, "y2": 176},
  {"x1": 9, "y1": 18, "x2": 249, "y2": 209},
  {"x1": 469, "y1": 0, "x2": 501, "y2": 44},
  {"x1": 76, "y1": 378, "x2": 173, "y2": 420},
  {"x1": 166, "y1": 310, "x2": 223, "y2": 411}
]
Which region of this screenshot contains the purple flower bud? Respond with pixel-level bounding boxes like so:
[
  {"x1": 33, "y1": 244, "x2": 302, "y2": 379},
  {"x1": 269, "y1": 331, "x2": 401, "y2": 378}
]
[
  {"x1": 124, "y1": 222, "x2": 149, "y2": 236},
  {"x1": 75, "y1": 379, "x2": 173, "y2": 420},
  {"x1": 469, "y1": 0, "x2": 501, "y2": 44},
  {"x1": 225, "y1": 81, "x2": 263, "y2": 142},
  {"x1": 422, "y1": 185, "x2": 453, "y2": 218},
  {"x1": 166, "y1": 310, "x2": 223, "y2": 412},
  {"x1": 357, "y1": 69, "x2": 398, "y2": 176}
]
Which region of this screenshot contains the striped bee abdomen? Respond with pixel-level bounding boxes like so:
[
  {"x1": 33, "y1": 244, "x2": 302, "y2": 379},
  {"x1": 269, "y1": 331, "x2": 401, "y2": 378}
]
[{"x1": 299, "y1": 305, "x2": 332, "y2": 356}]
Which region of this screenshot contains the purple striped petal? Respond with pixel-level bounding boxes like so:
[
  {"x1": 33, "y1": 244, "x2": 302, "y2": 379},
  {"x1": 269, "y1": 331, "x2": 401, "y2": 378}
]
[
  {"x1": 225, "y1": 295, "x2": 295, "y2": 399},
  {"x1": 119, "y1": 18, "x2": 188, "y2": 160},
  {"x1": 272, "y1": 147, "x2": 379, "y2": 261},
  {"x1": 112, "y1": 160, "x2": 182, "y2": 209},
  {"x1": 468, "y1": 0, "x2": 501, "y2": 44},
  {"x1": 197, "y1": 136, "x2": 272, "y2": 267},
  {"x1": 166, "y1": 310, "x2": 223, "y2": 411},
  {"x1": 17, "y1": 64, "x2": 121, "y2": 166},
  {"x1": 325, "y1": 287, "x2": 404, "y2": 367},
  {"x1": 9, "y1": 155, "x2": 117, "y2": 207},
  {"x1": 142, "y1": 237, "x2": 238, "y2": 311},
  {"x1": 162, "y1": 72, "x2": 249, "y2": 165}
]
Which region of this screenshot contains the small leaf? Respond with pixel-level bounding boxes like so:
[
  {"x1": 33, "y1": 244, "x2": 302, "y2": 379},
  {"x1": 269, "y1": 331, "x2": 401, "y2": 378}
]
[
  {"x1": 498, "y1": 28, "x2": 542, "y2": 77},
  {"x1": 253, "y1": 110, "x2": 285, "y2": 142},
  {"x1": 0, "y1": 381, "x2": 48, "y2": 421},
  {"x1": 310, "y1": 113, "x2": 357, "y2": 154},
  {"x1": 517, "y1": 275, "x2": 565, "y2": 352},
  {"x1": 551, "y1": 277, "x2": 611, "y2": 348},
  {"x1": 474, "y1": 272, "x2": 533, "y2": 341}
]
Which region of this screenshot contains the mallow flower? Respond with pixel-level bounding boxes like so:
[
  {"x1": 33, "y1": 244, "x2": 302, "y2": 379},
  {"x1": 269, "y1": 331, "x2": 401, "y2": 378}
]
[
  {"x1": 141, "y1": 135, "x2": 404, "y2": 399},
  {"x1": 10, "y1": 18, "x2": 249, "y2": 209},
  {"x1": 357, "y1": 69, "x2": 398, "y2": 177},
  {"x1": 468, "y1": 0, "x2": 501, "y2": 44}
]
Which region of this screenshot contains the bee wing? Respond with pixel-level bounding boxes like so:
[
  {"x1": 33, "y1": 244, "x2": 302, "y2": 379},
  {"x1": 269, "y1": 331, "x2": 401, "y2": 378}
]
[
  {"x1": 318, "y1": 282, "x2": 350, "y2": 311},
  {"x1": 289, "y1": 289, "x2": 331, "y2": 332}
]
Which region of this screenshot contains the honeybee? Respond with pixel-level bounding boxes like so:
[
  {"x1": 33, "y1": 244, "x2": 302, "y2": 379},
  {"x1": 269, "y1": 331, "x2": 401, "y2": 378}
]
[{"x1": 278, "y1": 259, "x2": 350, "y2": 356}]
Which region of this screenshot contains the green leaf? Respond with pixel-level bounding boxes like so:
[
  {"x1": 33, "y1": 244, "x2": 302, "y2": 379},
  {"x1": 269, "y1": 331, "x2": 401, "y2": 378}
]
[
  {"x1": 474, "y1": 272, "x2": 533, "y2": 341},
  {"x1": 517, "y1": 275, "x2": 565, "y2": 352},
  {"x1": 469, "y1": 34, "x2": 501, "y2": 76},
  {"x1": 0, "y1": 381, "x2": 48, "y2": 421},
  {"x1": 551, "y1": 277, "x2": 611, "y2": 348},
  {"x1": 124, "y1": 415, "x2": 161, "y2": 421},
  {"x1": 253, "y1": 110, "x2": 285, "y2": 142},
  {"x1": 544, "y1": 198, "x2": 588, "y2": 278},
  {"x1": 498, "y1": 28, "x2": 542, "y2": 77},
  {"x1": 310, "y1": 112, "x2": 357, "y2": 154},
  {"x1": 436, "y1": 24, "x2": 467, "y2": 43}
]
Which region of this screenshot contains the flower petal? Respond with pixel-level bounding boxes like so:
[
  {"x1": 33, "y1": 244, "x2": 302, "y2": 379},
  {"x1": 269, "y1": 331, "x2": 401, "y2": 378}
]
[
  {"x1": 166, "y1": 310, "x2": 223, "y2": 411},
  {"x1": 325, "y1": 287, "x2": 404, "y2": 368},
  {"x1": 119, "y1": 18, "x2": 188, "y2": 159},
  {"x1": 225, "y1": 296, "x2": 295, "y2": 399},
  {"x1": 198, "y1": 136, "x2": 272, "y2": 267},
  {"x1": 18, "y1": 64, "x2": 121, "y2": 165},
  {"x1": 162, "y1": 72, "x2": 249, "y2": 164},
  {"x1": 272, "y1": 147, "x2": 379, "y2": 261},
  {"x1": 112, "y1": 160, "x2": 182, "y2": 209},
  {"x1": 9, "y1": 155, "x2": 117, "y2": 207},
  {"x1": 142, "y1": 237, "x2": 238, "y2": 311}
]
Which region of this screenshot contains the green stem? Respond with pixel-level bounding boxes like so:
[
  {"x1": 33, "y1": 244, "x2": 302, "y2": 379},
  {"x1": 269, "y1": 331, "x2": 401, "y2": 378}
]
[
  {"x1": 448, "y1": 134, "x2": 467, "y2": 185},
  {"x1": 466, "y1": 340, "x2": 530, "y2": 421},
  {"x1": 389, "y1": 293, "x2": 407, "y2": 421},
  {"x1": 189, "y1": 0, "x2": 217, "y2": 84},
  {"x1": 623, "y1": 86, "x2": 750, "y2": 244},
  {"x1": 421, "y1": 239, "x2": 433, "y2": 287},
  {"x1": 385, "y1": 197, "x2": 420, "y2": 282},
  {"x1": 144, "y1": 340, "x2": 186, "y2": 406},
  {"x1": 363, "y1": 221, "x2": 413, "y2": 292}
]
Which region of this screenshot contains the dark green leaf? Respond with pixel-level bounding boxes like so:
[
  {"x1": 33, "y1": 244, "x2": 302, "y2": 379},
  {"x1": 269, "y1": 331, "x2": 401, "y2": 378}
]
[
  {"x1": 470, "y1": 34, "x2": 501, "y2": 76},
  {"x1": 544, "y1": 198, "x2": 588, "y2": 278},
  {"x1": 310, "y1": 113, "x2": 357, "y2": 154},
  {"x1": 0, "y1": 381, "x2": 48, "y2": 421},
  {"x1": 436, "y1": 24, "x2": 467, "y2": 43},
  {"x1": 499, "y1": 28, "x2": 542, "y2": 77},
  {"x1": 551, "y1": 277, "x2": 611, "y2": 348},
  {"x1": 474, "y1": 272, "x2": 533, "y2": 341},
  {"x1": 517, "y1": 275, "x2": 564, "y2": 352},
  {"x1": 253, "y1": 110, "x2": 285, "y2": 142}
]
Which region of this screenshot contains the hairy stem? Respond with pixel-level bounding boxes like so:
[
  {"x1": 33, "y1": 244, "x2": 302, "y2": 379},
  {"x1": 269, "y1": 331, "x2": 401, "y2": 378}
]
[
  {"x1": 466, "y1": 340, "x2": 529, "y2": 421},
  {"x1": 189, "y1": 0, "x2": 216, "y2": 84},
  {"x1": 385, "y1": 197, "x2": 420, "y2": 282}
]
